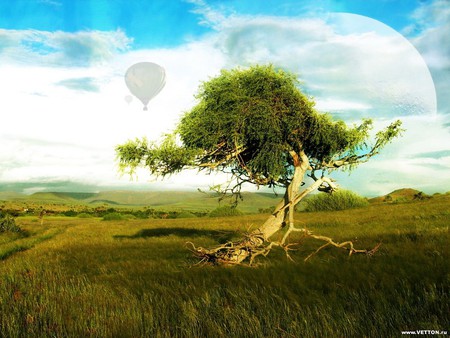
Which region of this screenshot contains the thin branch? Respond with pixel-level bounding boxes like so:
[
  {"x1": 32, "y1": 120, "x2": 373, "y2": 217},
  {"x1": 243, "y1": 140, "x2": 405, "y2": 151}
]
[{"x1": 198, "y1": 145, "x2": 246, "y2": 169}]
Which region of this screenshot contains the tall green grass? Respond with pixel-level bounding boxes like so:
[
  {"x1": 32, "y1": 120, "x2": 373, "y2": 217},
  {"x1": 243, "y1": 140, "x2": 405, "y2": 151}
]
[
  {"x1": 304, "y1": 189, "x2": 369, "y2": 212},
  {"x1": 0, "y1": 196, "x2": 449, "y2": 337}
]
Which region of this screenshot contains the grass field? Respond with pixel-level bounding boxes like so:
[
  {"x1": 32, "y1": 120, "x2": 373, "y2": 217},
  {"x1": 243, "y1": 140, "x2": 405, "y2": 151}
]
[{"x1": 1, "y1": 196, "x2": 449, "y2": 337}]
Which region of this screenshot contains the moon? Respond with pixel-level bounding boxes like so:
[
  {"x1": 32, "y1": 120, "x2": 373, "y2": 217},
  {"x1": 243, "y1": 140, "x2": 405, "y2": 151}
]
[{"x1": 311, "y1": 12, "x2": 437, "y2": 118}]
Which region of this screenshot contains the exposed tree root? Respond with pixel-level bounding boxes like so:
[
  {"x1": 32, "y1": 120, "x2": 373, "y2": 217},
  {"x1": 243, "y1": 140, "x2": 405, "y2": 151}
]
[{"x1": 186, "y1": 226, "x2": 382, "y2": 266}]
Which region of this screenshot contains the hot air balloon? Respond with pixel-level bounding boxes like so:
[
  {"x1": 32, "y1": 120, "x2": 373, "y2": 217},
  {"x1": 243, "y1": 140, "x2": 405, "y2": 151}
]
[
  {"x1": 124, "y1": 95, "x2": 133, "y2": 104},
  {"x1": 125, "y1": 62, "x2": 166, "y2": 111}
]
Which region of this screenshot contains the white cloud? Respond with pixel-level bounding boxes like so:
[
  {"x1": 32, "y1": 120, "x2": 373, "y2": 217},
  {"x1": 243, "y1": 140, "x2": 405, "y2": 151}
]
[
  {"x1": 185, "y1": 0, "x2": 228, "y2": 28},
  {"x1": 333, "y1": 115, "x2": 450, "y2": 196},
  {"x1": 0, "y1": 7, "x2": 448, "y2": 196},
  {"x1": 407, "y1": 0, "x2": 450, "y2": 116},
  {"x1": 407, "y1": 0, "x2": 450, "y2": 32},
  {"x1": 314, "y1": 98, "x2": 372, "y2": 112},
  {"x1": 0, "y1": 29, "x2": 131, "y2": 67},
  {"x1": 212, "y1": 13, "x2": 437, "y2": 119},
  {"x1": 0, "y1": 37, "x2": 226, "y2": 190}
]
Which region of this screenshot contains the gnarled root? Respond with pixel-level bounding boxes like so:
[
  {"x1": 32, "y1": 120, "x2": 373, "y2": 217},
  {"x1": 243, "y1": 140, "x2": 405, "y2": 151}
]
[
  {"x1": 186, "y1": 227, "x2": 381, "y2": 266},
  {"x1": 186, "y1": 242, "x2": 249, "y2": 266},
  {"x1": 186, "y1": 232, "x2": 266, "y2": 266},
  {"x1": 303, "y1": 233, "x2": 382, "y2": 261}
]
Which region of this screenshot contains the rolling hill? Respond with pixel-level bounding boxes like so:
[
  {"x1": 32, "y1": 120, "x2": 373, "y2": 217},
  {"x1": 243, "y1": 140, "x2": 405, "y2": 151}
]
[
  {"x1": 368, "y1": 188, "x2": 427, "y2": 203},
  {"x1": 0, "y1": 190, "x2": 282, "y2": 213},
  {"x1": 2, "y1": 188, "x2": 446, "y2": 214}
]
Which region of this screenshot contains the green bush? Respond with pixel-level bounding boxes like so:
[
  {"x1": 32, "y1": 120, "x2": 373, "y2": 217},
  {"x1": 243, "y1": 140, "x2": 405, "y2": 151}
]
[
  {"x1": 0, "y1": 213, "x2": 22, "y2": 233},
  {"x1": 102, "y1": 212, "x2": 127, "y2": 221},
  {"x1": 176, "y1": 211, "x2": 197, "y2": 219},
  {"x1": 63, "y1": 210, "x2": 78, "y2": 217},
  {"x1": 304, "y1": 190, "x2": 369, "y2": 212},
  {"x1": 209, "y1": 205, "x2": 243, "y2": 217}
]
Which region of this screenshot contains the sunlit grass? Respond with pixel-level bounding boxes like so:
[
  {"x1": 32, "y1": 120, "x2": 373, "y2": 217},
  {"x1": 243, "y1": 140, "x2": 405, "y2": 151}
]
[{"x1": 0, "y1": 196, "x2": 449, "y2": 337}]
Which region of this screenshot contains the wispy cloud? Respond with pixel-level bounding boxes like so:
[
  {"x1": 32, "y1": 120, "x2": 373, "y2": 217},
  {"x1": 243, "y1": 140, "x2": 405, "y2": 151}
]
[
  {"x1": 56, "y1": 77, "x2": 100, "y2": 92},
  {"x1": 407, "y1": 0, "x2": 450, "y2": 115},
  {"x1": 185, "y1": 0, "x2": 228, "y2": 29},
  {"x1": 414, "y1": 150, "x2": 450, "y2": 159},
  {"x1": 0, "y1": 29, "x2": 131, "y2": 67},
  {"x1": 209, "y1": 13, "x2": 436, "y2": 120}
]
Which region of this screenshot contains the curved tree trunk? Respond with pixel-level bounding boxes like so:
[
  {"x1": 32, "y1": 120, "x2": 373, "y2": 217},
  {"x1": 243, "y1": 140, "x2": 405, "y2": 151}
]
[{"x1": 190, "y1": 151, "x2": 310, "y2": 265}]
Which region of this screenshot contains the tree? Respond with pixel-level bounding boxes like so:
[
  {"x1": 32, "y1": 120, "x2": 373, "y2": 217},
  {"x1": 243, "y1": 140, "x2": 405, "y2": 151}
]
[{"x1": 116, "y1": 65, "x2": 403, "y2": 265}]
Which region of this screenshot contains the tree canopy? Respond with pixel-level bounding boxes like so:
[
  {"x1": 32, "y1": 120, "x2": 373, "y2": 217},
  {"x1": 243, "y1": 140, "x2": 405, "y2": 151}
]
[{"x1": 116, "y1": 65, "x2": 402, "y2": 189}]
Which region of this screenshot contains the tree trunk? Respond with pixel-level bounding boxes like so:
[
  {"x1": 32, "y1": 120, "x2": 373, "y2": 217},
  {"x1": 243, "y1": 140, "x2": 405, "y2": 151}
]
[
  {"x1": 191, "y1": 151, "x2": 310, "y2": 265},
  {"x1": 229, "y1": 152, "x2": 309, "y2": 263},
  {"x1": 189, "y1": 149, "x2": 379, "y2": 265}
]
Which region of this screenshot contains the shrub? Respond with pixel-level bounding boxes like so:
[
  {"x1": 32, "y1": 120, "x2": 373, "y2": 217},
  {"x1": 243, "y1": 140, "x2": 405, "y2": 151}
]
[
  {"x1": 63, "y1": 210, "x2": 78, "y2": 217},
  {"x1": 304, "y1": 190, "x2": 369, "y2": 212},
  {"x1": 209, "y1": 205, "x2": 243, "y2": 217},
  {"x1": 258, "y1": 206, "x2": 276, "y2": 214},
  {"x1": 102, "y1": 212, "x2": 127, "y2": 221},
  {"x1": 176, "y1": 211, "x2": 197, "y2": 218},
  {"x1": 413, "y1": 191, "x2": 431, "y2": 200},
  {"x1": 131, "y1": 210, "x2": 151, "y2": 219},
  {"x1": 0, "y1": 213, "x2": 22, "y2": 233}
]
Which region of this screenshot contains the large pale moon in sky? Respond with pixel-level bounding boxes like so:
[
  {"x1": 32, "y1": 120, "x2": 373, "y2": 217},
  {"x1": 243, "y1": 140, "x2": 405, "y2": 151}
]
[{"x1": 312, "y1": 13, "x2": 437, "y2": 118}]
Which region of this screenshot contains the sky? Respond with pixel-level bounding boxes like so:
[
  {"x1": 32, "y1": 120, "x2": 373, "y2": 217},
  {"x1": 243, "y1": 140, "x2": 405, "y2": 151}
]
[{"x1": 0, "y1": 0, "x2": 449, "y2": 197}]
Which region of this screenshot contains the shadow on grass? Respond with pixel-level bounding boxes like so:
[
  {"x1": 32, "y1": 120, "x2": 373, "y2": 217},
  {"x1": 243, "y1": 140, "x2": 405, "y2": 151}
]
[{"x1": 114, "y1": 227, "x2": 238, "y2": 243}]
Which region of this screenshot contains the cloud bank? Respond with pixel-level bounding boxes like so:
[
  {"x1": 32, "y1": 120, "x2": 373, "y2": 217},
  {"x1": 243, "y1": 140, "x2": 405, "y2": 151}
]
[{"x1": 1, "y1": 0, "x2": 449, "y2": 196}]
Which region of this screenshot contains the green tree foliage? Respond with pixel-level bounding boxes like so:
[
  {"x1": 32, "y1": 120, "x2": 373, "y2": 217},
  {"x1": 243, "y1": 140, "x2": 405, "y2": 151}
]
[
  {"x1": 0, "y1": 213, "x2": 21, "y2": 233},
  {"x1": 116, "y1": 65, "x2": 402, "y2": 189}
]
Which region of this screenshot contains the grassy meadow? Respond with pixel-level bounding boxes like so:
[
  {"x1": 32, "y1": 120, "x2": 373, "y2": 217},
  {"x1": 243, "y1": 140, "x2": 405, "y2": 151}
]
[{"x1": 0, "y1": 196, "x2": 449, "y2": 337}]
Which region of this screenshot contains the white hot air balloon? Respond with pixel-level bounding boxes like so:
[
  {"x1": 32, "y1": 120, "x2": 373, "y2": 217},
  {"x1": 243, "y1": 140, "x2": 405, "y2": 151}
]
[
  {"x1": 124, "y1": 95, "x2": 133, "y2": 104},
  {"x1": 125, "y1": 62, "x2": 166, "y2": 111}
]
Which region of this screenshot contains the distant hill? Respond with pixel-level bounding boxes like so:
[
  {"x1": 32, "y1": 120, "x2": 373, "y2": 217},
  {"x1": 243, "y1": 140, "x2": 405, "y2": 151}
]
[
  {"x1": 3, "y1": 188, "x2": 444, "y2": 213},
  {"x1": 0, "y1": 191, "x2": 26, "y2": 201},
  {"x1": 28, "y1": 192, "x2": 97, "y2": 202},
  {"x1": 1, "y1": 190, "x2": 281, "y2": 213},
  {"x1": 369, "y1": 188, "x2": 427, "y2": 203}
]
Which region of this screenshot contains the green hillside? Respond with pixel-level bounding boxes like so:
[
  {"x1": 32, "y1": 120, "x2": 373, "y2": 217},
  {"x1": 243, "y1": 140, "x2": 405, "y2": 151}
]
[
  {"x1": 2, "y1": 190, "x2": 281, "y2": 213},
  {"x1": 4, "y1": 188, "x2": 445, "y2": 214},
  {"x1": 369, "y1": 188, "x2": 427, "y2": 203},
  {"x1": 28, "y1": 192, "x2": 96, "y2": 203},
  {"x1": 0, "y1": 192, "x2": 25, "y2": 201}
]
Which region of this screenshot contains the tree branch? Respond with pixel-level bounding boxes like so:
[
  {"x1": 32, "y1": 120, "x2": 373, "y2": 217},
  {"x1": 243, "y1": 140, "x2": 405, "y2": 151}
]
[{"x1": 314, "y1": 120, "x2": 404, "y2": 171}]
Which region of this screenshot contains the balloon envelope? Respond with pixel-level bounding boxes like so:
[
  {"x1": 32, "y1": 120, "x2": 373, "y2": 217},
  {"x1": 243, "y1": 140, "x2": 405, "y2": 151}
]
[
  {"x1": 124, "y1": 95, "x2": 133, "y2": 104},
  {"x1": 125, "y1": 62, "x2": 166, "y2": 110}
]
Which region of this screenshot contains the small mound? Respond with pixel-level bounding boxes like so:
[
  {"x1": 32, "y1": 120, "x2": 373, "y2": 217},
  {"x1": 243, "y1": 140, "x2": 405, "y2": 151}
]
[{"x1": 370, "y1": 188, "x2": 429, "y2": 203}]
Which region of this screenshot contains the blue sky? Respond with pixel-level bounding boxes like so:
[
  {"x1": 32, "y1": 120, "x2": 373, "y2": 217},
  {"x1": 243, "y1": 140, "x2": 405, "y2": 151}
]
[
  {"x1": 0, "y1": 0, "x2": 427, "y2": 46},
  {"x1": 0, "y1": 0, "x2": 210, "y2": 48},
  {"x1": 0, "y1": 0, "x2": 449, "y2": 196}
]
